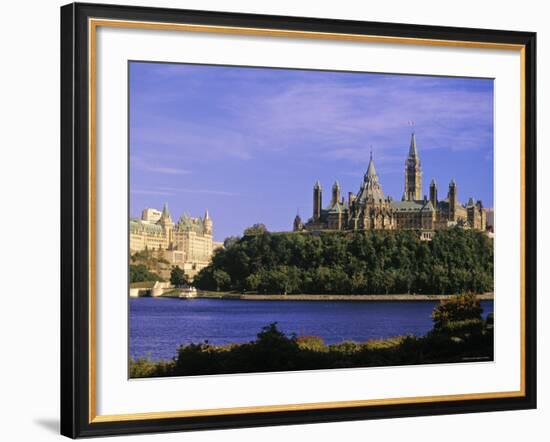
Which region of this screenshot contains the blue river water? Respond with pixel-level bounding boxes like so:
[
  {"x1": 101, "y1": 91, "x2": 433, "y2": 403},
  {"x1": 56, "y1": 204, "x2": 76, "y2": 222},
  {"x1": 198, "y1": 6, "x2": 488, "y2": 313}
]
[{"x1": 129, "y1": 298, "x2": 494, "y2": 361}]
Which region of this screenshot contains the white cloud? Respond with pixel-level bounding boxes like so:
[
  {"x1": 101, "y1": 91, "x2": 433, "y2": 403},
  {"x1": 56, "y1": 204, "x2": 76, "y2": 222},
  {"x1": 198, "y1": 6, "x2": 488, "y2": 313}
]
[
  {"x1": 143, "y1": 166, "x2": 191, "y2": 175},
  {"x1": 131, "y1": 189, "x2": 174, "y2": 196},
  {"x1": 134, "y1": 186, "x2": 238, "y2": 197}
]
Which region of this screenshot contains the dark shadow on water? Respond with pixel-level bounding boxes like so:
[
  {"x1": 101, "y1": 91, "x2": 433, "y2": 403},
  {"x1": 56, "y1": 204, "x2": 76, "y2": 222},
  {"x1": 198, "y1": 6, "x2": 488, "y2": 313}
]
[{"x1": 34, "y1": 418, "x2": 59, "y2": 434}]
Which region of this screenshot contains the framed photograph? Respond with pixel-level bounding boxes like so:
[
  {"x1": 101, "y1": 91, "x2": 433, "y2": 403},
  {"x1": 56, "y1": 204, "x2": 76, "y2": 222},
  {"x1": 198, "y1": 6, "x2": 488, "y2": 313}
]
[{"x1": 60, "y1": 2, "x2": 537, "y2": 438}]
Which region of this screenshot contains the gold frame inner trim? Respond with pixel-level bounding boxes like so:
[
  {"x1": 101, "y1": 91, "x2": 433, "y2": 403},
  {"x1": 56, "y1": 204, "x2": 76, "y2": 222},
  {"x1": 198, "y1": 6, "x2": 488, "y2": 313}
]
[{"x1": 88, "y1": 18, "x2": 527, "y2": 424}]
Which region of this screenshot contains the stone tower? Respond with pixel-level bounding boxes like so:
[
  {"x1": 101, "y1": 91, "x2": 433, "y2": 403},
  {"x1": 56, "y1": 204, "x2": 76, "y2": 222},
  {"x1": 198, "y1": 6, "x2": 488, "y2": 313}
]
[
  {"x1": 448, "y1": 179, "x2": 457, "y2": 221},
  {"x1": 203, "y1": 209, "x2": 213, "y2": 235},
  {"x1": 158, "y1": 203, "x2": 174, "y2": 248},
  {"x1": 293, "y1": 212, "x2": 303, "y2": 231},
  {"x1": 313, "y1": 180, "x2": 322, "y2": 221},
  {"x1": 404, "y1": 132, "x2": 422, "y2": 201},
  {"x1": 429, "y1": 178, "x2": 438, "y2": 207},
  {"x1": 331, "y1": 181, "x2": 341, "y2": 206}
]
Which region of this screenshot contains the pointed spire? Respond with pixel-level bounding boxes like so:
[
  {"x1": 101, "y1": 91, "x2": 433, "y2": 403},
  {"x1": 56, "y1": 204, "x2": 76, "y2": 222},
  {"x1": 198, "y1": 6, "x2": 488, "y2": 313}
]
[
  {"x1": 158, "y1": 202, "x2": 173, "y2": 227},
  {"x1": 366, "y1": 154, "x2": 377, "y2": 179},
  {"x1": 332, "y1": 180, "x2": 340, "y2": 190},
  {"x1": 408, "y1": 132, "x2": 419, "y2": 158},
  {"x1": 314, "y1": 180, "x2": 321, "y2": 190},
  {"x1": 430, "y1": 178, "x2": 437, "y2": 186},
  {"x1": 160, "y1": 202, "x2": 171, "y2": 219},
  {"x1": 204, "y1": 209, "x2": 210, "y2": 220}
]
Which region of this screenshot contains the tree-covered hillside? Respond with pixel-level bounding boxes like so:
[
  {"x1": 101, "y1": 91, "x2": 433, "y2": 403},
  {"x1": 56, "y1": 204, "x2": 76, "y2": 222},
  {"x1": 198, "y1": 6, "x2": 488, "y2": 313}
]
[{"x1": 193, "y1": 228, "x2": 493, "y2": 295}]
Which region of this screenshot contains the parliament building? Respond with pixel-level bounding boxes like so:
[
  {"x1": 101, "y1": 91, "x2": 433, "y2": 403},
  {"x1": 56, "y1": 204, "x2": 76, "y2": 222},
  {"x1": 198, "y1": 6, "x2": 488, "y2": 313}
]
[{"x1": 294, "y1": 133, "x2": 487, "y2": 235}]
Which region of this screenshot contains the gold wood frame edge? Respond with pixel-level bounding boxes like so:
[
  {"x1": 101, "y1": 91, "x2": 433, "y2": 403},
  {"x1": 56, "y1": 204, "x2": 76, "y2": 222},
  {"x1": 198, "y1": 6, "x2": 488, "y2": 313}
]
[{"x1": 87, "y1": 18, "x2": 527, "y2": 424}]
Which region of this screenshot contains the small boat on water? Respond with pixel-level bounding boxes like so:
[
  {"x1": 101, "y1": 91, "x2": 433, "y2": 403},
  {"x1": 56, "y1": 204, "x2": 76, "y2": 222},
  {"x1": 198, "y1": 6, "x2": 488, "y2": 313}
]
[{"x1": 179, "y1": 286, "x2": 198, "y2": 299}]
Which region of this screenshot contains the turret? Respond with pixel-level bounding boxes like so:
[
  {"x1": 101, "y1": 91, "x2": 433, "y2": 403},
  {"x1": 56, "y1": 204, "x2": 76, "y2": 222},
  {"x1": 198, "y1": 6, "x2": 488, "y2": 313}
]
[
  {"x1": 158, "y1": 203, "x2": 173, "y2": 225},
  {"x1": 448, "y1": 179, "x2": 457, "y2": 221},
  {"x1": 313, "y1": 181, "x2": 322, "y2": 221},
  {"x1": 158, "y1": 203, "x2": 174, "y2": 248},
  {"x1": 203, "y1": 209, "x2": 213, "y2": 235},
  {"x1": 477, "y1": 201, "x2": 487, "y2": 230},
  {"x1": 293, "y1": 212, "x2": 303, "y2": 232},
  {"x1": 404, "y1": 132, "x2": 422, "y2": 201},
  {"x1": 331, "y1": 181, "x2": 341, "y2": 206},
  {"x1": 429, "y1": 178, "x2": 438, "y2": 207}
]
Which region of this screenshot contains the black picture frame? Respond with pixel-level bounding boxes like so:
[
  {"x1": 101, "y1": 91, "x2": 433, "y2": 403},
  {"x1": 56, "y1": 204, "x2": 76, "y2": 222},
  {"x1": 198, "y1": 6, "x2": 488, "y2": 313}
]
[{"x1": 61, "y1": 2, "x2": 537, "y2": 438}]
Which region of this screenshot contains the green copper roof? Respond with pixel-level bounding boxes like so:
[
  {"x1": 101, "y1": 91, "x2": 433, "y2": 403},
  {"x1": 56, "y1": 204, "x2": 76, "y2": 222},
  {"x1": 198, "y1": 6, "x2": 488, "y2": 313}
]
[
  {"x1": 391, "y1": 200, "x2": 423, "y2": 211},
  {"x1": 326, "y1": 203, "x2": 347, "y2": 213},
  {"x1": 177, "y1": 214, "x2": 206, "y2": 234},
  {"x1": 421, "y1": 201, "x2": 435, "y2": 212},
  {"x1": 391, "y1": 199, "x2": 435, "y2": 212},
  {"x1": 130, "y1": 219, "x2": 164, "y2": 234}
]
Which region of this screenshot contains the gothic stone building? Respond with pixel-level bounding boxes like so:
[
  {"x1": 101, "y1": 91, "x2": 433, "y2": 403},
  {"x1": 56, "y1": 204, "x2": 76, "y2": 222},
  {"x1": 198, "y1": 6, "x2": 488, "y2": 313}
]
[
  {"x1": 293, "y1": 133, "x2": 487, "y2": 235},
  {"x1": 130, "y1": 204, "x2": 223, "y2": 277}
]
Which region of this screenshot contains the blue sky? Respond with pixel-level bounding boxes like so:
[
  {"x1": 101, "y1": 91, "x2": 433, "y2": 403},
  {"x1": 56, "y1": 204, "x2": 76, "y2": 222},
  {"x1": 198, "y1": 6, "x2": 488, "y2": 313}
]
[{"x1": 130, "y1": 62, "x2": 494, "y2": 242}]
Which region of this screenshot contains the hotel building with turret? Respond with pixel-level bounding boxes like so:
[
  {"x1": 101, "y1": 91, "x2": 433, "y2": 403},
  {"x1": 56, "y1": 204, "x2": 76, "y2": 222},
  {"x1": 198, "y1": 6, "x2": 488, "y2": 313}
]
[{"x1": 130, "y1": 204, "x2": 223, "y2": 277}]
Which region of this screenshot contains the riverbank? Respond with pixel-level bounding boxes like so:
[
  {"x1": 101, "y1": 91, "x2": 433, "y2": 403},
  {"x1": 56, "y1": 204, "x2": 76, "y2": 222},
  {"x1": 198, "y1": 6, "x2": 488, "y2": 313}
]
[
  {"x1": 130, "y1": 305, "x2": 495, "y2": 378},
  {"x1": 130, "y1": 296, "x2": 494, "y2": 360},
  {"x1": 194, "y1": 291, "x2": 494, "y2": 302}
]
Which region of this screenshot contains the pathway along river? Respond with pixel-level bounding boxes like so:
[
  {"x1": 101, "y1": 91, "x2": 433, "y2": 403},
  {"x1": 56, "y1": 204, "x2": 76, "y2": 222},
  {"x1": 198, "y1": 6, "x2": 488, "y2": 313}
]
[{"x1": 130, "y1": 297, "x2": 494, "y2": 361}]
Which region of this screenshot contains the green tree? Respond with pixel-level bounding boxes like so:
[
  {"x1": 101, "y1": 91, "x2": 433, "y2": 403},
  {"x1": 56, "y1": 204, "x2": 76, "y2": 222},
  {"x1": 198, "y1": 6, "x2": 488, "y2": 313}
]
[
  {"x1": 212, "y1": 269, "x2": 231, "y2": 291},
  {"x1": 243, "y1": 223, "x2": 268, "y2": 236},
  {"x1": 223, "y1": 236, "x2": 240, "y2": 249},
  {"x1": 170, "y1": 266, "x2": 188, "y2": 287},
  {"x1": 191, "y1": 229, "x2": 493, "y2": 296},
  {"x1": 129, "y1": 264, "x2": 163, "y2": 283},
  {"x1": 193, "y1": 267, "x2": 215, "y2": 290},
  {"x1": 432, "y1": 293, "x2": 483, "y2": 331}
]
